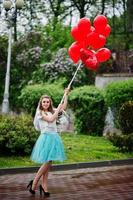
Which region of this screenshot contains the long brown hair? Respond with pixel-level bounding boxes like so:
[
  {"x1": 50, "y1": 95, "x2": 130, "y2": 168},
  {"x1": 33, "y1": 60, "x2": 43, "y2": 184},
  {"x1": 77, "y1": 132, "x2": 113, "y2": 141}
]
[{"x1": 38, "y1": 95, "x2": 54, "y2": 113}]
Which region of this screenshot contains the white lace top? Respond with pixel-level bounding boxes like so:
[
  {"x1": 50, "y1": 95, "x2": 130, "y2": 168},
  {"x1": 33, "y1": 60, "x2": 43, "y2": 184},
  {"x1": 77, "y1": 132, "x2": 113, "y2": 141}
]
[{"x1": 34, "y1": 110, "x2": 57, "y2": 134}]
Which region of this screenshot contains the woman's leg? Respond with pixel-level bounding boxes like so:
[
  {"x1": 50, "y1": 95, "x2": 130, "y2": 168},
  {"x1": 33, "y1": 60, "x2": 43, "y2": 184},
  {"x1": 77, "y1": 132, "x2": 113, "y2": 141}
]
[
  {"x1": 32, "y1": 161, "x2": 51, "y2": 190},
  {"x1": 42, "y1": 161, "x2": 52, "y2": 192}
]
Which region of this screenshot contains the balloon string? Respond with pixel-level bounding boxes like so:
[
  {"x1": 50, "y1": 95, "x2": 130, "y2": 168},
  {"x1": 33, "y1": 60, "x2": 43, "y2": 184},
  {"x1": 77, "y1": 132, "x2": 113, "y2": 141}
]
[{"x1": 60, "y1": 61, "x2": 82, "y2": 104}]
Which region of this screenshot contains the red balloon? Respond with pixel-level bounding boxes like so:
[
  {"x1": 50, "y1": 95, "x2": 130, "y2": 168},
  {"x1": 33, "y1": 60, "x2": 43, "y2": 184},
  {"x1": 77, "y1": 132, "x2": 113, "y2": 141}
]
[
  {"x1": 92, "y1": 34, "x2": 106, "y2": 49},
  {"x1": 96, "y1": 48, "x2": 111, "y2": 63},
  {"x1": 86, "y1": 32, "x2": 106, "y2": 49},
  {"x1": 69, "y1": 16, "x2": 111, "y2": 65},
  {"x1": 77, "y1": 41, "x2": 87, "y2": 49},
  {"x1": 68, "y1": 42, "x2": 81, "y2": 63},
  {"x1": 85, "y1": 58, "x2": 99, "y2": 71},
  {"x1": 80, "y1": 48, "x2": 94, "y2": 63},
  {"x1": 85, "y1": 32, "x2": 99, "y2": 47},
  {"x1": 71, "y1": 25, "x2": 83, "y2": 41},
  {"x1": 94, "y1": 15, "x2": 107, "y2": 33},
  {"x1": 102, "y1": 24, "x2": 111, "y2": 37},
  {"x1": 80, "y1": 48, "x2": 99, "y2": 71},
  {"x1": 78, "y1": 17, "x2": 91, "y2": 37}
]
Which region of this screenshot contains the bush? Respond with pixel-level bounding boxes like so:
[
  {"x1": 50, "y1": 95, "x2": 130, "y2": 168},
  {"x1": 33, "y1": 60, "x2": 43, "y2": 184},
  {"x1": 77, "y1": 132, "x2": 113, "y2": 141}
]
[
  {"x1": 118, "y1": 101, "x2": 133, "y2": 134},
  {"x1": 31, "y1": 48, "x2": 95, "y2": 87},
  {"x1": 18, "y1": 81, "x2": 64, "y2": 115},
  {"x1": 0, "y1": 114, "x2": 38, "y2": 155},
  {"x1": 105, "y1": 79, "x2": 133, "y2": 125},
  {"x1": 109, "y1": 133, "x2": 133, "y2": 152},
  {"x1": 69, "y1": 85, "x2": 107, "y2": 135},
  {"x1": 105, "y1": 79, "x2": 133, "y2": 111}
]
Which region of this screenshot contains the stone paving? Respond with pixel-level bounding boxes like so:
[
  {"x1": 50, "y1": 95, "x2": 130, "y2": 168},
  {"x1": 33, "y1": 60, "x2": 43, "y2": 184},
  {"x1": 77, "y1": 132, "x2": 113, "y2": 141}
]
[{"x1": 0, "y1": 165, "x2": 133, "y2": 200}]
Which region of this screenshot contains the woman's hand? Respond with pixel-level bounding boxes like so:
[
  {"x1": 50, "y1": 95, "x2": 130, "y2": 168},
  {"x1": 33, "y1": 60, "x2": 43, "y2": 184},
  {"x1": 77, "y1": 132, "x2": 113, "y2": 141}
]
[{"x1": 64, "y1": 87, "x2": 70, "y2": 96}]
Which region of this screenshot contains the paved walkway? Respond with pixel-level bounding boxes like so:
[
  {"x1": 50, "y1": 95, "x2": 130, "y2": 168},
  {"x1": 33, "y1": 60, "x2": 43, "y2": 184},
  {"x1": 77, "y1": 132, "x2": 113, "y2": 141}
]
[{"x1": 0, "y1": 165, "x2": 133, "y2": 200}]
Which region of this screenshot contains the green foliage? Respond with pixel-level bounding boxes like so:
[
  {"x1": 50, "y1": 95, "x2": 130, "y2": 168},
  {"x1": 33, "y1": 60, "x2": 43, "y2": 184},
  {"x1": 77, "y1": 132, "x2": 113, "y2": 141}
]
[
  {"x1": 105, "y1": 79, "x2": 133, "y2": 118},
  {"x1": 0, "y1": 23, "x2": 95, "y2": 110},
  {"x1": 33, "y1": 48, "x2": 95, "y2": 87},
  {"x1": 69, "y1": 86, "x2": 107, "y2": 135},
  {"x1": 38, "y1": 22, "x2": 73, "y2": 52},
  {"x1": 13, "y1": 31, "x2": 44, "y2": 69},
  {"x1": 1, "y1": 133, "x2": 133, "y2": 168},
  {"x1": 0, "y1": 23, "x2": 75, "y2": 110},
  {"x1": 0, "y1": 35, "x2": 8, "y2": 65},
  {"x1": 105, "y1": 81, "x2": 133, "y2": 152},
  {"x1": 0, "y1": 114, "x2": 38, "y2": 155},
  {"x1": 118, "y1": 101, "x2": 133, "y2": 134},
  {"x1": 111, "y1": 15, "x2": 133, "y2": 50},
  {"x1": 0, "y1": 32, "x2": 45, "y2": 109},
  {"x1": 109, "y1": 133, "x2": 133, "y2": 152},
  {"x1": 18, "y1": 81, "x2": 64, "y2": 115}
]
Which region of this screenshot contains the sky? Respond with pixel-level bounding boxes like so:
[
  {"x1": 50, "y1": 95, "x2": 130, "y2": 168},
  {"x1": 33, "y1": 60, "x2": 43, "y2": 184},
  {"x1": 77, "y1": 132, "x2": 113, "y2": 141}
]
[{"x1": 0, "y1": 1, "x2": 124, "y2": 36}]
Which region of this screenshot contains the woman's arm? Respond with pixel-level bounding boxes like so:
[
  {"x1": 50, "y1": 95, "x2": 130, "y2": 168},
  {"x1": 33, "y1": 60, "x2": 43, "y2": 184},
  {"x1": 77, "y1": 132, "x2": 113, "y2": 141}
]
[
  {"x1": 61, "y1": 88, "x2": 70, "y2": 111},
  {"x1": 41, "y1": 103, "x2": 62, "y2": 122},
  {"x1": 61, "y1": 94, "x2": 68, "y2": 111}
]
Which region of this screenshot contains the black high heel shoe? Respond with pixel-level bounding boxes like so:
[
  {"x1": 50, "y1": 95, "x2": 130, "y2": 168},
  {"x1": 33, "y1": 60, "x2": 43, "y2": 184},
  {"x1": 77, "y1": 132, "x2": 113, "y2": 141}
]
[
  {"x1": 27, "y1": 180, "x2": 35, "y2": 195},
  {"x1": 39, "y1": 185, "x2": 50, "y2": 197}
]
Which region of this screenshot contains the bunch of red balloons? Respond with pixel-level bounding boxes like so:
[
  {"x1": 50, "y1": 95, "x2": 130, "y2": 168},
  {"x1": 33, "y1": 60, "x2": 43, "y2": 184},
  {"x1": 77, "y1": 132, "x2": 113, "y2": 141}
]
[{"x1": 68, "y1": 15, "x2": 111, "y2": 71}]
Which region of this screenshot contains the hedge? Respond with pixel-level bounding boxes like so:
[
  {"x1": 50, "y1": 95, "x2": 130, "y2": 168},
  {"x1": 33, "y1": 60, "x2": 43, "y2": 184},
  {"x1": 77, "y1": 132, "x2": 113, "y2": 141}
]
[
  {"x1": 69, "y1": 85, "x2": 107, "y2": 135},
  {"x1": 0, "y1": 114, "x2": 38, "y2": 155},
  {"x1": 18, "y1": 81, "x2": 64, "y2": 115}
]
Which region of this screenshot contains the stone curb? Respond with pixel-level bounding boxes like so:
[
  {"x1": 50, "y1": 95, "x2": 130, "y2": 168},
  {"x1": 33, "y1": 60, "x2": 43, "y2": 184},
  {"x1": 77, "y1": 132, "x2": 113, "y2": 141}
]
[{"x1": 0, "y1": 158, "x2": 133, "y2": 176}]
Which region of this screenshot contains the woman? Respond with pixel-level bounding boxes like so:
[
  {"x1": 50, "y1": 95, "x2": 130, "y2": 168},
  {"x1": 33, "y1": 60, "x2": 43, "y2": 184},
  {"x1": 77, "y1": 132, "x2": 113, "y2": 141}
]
[{"x1": 27, "y1": 88, "x2": 69, "y2": 196}]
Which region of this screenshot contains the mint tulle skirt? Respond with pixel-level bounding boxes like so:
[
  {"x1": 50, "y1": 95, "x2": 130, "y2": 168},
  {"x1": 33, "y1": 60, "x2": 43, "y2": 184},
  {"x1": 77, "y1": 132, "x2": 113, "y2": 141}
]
[{"x1": 31, "y1": 132, "x2": 66, "y2": 164}]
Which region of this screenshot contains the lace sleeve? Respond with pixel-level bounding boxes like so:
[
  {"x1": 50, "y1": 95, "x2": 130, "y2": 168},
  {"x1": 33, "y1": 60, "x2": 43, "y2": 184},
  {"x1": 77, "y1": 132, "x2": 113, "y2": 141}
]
[{"x1": 33, "y1": 109, "x2": 42, "y2": 131}]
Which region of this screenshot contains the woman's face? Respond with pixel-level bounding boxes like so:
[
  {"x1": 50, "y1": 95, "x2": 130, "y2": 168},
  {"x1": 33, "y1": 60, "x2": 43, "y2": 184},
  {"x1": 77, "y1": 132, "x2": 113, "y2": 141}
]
[{"x1": 41, "y1": 97, "x2": 51, "y2": 111}]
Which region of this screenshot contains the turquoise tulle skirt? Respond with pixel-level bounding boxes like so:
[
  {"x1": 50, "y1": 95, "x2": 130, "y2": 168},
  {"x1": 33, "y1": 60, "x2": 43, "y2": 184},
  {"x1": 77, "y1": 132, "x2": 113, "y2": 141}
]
[{"x1": 31, "y1": 132, "x2": 66, "y2": 164}]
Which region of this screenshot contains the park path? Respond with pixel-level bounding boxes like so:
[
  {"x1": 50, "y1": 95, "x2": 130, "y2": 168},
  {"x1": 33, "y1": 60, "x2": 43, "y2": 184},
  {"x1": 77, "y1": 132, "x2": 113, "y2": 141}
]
[{"x1": 0, "y1": 165, "x2": 133, "y2": 200}]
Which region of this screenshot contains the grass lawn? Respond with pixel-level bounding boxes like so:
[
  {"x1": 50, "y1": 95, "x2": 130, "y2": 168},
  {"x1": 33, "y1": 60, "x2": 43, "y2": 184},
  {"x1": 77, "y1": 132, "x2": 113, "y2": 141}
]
[{"x1": 0, "y1": 134, "x2": 133, "y2": 168}]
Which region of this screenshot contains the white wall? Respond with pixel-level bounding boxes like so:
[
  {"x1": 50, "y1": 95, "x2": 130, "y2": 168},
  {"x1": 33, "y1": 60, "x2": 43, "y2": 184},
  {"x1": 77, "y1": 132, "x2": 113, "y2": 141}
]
[{"x1": 95, "y1": 73, "x2": 133, "y2": 89}]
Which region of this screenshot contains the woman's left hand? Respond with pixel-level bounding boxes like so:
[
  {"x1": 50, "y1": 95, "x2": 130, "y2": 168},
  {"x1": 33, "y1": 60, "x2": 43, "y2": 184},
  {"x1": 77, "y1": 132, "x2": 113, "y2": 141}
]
[{"x1": 64, "y1": 88, "x2": 70, "y2": 96}]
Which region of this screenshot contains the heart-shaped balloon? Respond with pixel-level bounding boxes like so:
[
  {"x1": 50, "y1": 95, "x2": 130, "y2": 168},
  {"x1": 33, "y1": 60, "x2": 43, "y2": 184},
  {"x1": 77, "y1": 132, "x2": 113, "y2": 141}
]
[
  {"x1": 71, "y1": 25, "x2": 83, "y2": 41},
  {"x1": 85, "y1": 57, "x2": 99, "y2": 70},
  {"x1": 69, "y1": 16, "x2": 111, "y2": 69},
  {"x1": 80, "y1": 48, "x2": 93, "y2": 63},
  {"x1": 78, "y1": 17, "x2": 91, "y2": 37},
  {"x1": 102, "y1": 24, "x2": 111, "y2": 37},
  {"x1": 94, "y1": 15, "x2": 107, "y2": 33},
  {"x1": 96, "y1": 48, "x2": 111, "y2": 63},
  {"x1": 80, "y1": 48, "x2": 99, "y2": 70},
  {"x1": 68, "y1": 42, "x2": 81, "y2": 63}
]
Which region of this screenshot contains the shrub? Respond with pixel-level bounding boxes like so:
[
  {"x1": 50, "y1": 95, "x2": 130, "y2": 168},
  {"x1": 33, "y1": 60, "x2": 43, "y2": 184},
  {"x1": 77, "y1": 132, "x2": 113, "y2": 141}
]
[
  {"x1": 105, "y1": 79, "x2": 133, "y2": 126},
  {"x1": 31, "y1": 48, "x2": 95, "y2": 87},
  {"x1": 0, "y1": 114, "x2": 38, "y2": 155},
  {"x1": 109, "y1": 133, "x2": 133, "y2": 152},
  {"x1": 69, "y1": 85, "x2": 107, "y2": 135},
  {"x1": 18, "y1": 81, "x2": 64, "y2": 115},
  {"x1": 118, "y1": 101, "x2": 133, "y2": 134}
]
